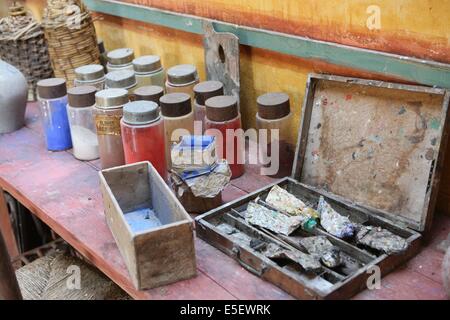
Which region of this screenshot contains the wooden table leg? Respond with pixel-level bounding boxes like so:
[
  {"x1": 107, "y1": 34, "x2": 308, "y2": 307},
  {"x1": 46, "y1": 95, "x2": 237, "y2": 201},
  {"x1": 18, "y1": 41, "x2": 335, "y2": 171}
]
[
  {"x1": 0, "y1": 226, "x2": 22, "y2": 300},
  {"x1": 0, "y1": 187, "x2": 19, "y2": 259}
]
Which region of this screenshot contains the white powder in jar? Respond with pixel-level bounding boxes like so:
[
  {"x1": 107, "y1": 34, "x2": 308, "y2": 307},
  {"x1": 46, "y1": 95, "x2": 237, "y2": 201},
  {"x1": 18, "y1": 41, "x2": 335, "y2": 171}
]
[{"x1": 70, "y1": 125, "x2": 99, "y2": 160}]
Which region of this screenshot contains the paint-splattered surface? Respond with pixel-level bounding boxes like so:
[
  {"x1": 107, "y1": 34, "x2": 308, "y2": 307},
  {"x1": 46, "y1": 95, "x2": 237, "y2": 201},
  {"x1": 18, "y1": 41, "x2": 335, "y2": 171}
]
[
  {"x1": 0, "y1": 102, "x2": 448, "y2": 300},
  {"x1": 300, "y1": 79, "x2": 446, "y2": 230}
]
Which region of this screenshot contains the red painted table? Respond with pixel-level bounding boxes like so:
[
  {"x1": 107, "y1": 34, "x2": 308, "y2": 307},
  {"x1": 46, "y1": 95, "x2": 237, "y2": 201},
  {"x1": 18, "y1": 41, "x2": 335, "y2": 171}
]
[{"x1": 0, "y1": 103, "x2": 448, "y2": 300}]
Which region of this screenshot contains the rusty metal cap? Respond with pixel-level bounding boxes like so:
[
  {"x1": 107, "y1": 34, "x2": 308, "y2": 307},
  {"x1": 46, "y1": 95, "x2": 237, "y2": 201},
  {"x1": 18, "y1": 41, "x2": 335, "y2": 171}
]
[
  {"x1": 205, "y1": 95, "x2": 239, "y2": 122},
  {"x1": 134, "y1": 85, "x2": 164, "y2": 103},
  {"x1": 75, "y1": 64, "x2": 105, "y2": 81},
  {"x1": 133, "y1": 55, "x2": 163, "y2": 73},
  {"x1": 123, "y1": 100, "x2": 160, "y2": 125},
  {"x1": 37, "y1": 78, "x2": 67, "y2": 99},
  {"x1": 194, "y1": 81, "x2": 224, "y2": 106},
  {"x1": 95, "y1": 88, "x2": 129, "y2": 109},
  {"x1": 166, "y1": 64, "x2": 198, "y2": 86},
  {"x1": 159, "y1": 93, "x2": 192, "y2": 117},
  {"x1": 257, "y1": 92, "x2": 290, "y2": 119},
  {"x1": 105, "y1": 70, "x2": 137, "y2": 90},
  {"x1": 107, "y1": 48, "x2": 135, "y2": 65},
  {"x1": 67, "y1": 86, "x2": 97, "y2": 108}
]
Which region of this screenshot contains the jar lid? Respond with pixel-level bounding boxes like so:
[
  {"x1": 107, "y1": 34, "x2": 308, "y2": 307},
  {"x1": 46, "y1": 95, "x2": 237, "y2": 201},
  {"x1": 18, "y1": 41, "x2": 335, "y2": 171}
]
[
  {"x1": 123, "y1": 100, "x2": 160, "y2": 125},
  {"x1": 194, "y1": 81, "x2": 224, "y2": 105},
  {"x1": 95, "y1": 88, "x2": 129, "y2": 108},
  {"x1": 75, "y1": 64, "x2": 105, "y2": 81},
  {"x1": 166, "y1": 64, "x2": 198, "y2": 85},
  {"x1": 107, "y1": 48, "x2": 135, "y2": 65},
  {"x1": 257, "y1": 92, "x2": 290, "y2": 119},
  {"x1": 68, "y1": 86, "x2": 97, "y2": 108},
  {"x1": 205, "y1": 95, "x2": 238, "y2": 122},
  {"x1": 133, "y1": 55, "x2": 162, "y2": 73},
  {"x1": 159, "y1": 93, "x2": 192, "y2": 117},
  {"x1": 37, "y1": 78, "x2": 67, "y2": 99},
  {"x1": 134, "y1": 85, "x2": 164, "y2": 103},
  {"x1": 105, "y1": 70, "x2": 137, "y2": 89}
]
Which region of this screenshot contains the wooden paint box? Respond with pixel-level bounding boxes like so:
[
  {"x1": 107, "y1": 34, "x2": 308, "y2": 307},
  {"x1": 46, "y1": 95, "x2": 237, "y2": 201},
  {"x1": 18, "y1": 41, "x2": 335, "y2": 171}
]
[
  {"x1": 99, "y1": 161, "x2": 197, "y2": 290},
  {"x1": 196, "y1": 74, "x2": 450, "y2": 299}
]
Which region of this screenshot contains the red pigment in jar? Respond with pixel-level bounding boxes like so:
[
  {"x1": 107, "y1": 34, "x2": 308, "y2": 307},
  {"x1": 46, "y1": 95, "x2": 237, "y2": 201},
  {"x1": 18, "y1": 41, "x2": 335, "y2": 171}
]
[
  {"x1": 204, "y1": 95, "x2": 244, "y2": 178},
  {"x1": 120, "y1": 100, "x2": 167, "y2": 180}
]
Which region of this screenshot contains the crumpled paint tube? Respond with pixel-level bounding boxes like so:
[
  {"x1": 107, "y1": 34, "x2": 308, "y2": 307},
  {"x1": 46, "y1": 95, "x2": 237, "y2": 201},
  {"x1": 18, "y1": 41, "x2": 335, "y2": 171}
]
[
  {"x1": 317, "y1": 196, "x2": 355, "y2": 238},
  {"x1": 264, "y1": 243, "x2": 322, "y2": 272},
  {"x1": 299, "y1": 236, "x2": 342, "y2": 268},
  {"x1": 245, "y1": 201, "x2": 304, "y2": 236},
  {"x1": 356, "y1": 226, "x2": 408, "y2": 254},
  {"x1": 266, "y1": 185, "x2": 320, "y2": 218}
]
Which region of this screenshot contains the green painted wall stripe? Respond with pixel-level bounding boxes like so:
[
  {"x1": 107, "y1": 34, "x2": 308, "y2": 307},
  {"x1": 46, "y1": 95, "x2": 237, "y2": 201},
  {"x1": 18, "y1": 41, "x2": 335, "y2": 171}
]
[{"x1": 84, "y1": 0, "x2": 450, "y2": 89}]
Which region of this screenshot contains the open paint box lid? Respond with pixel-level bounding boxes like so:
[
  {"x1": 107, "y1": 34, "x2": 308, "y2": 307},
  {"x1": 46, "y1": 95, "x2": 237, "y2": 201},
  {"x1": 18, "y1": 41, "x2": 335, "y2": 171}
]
[{"x1": 292, "y1": 74, "x2": 450, "y2": 232}]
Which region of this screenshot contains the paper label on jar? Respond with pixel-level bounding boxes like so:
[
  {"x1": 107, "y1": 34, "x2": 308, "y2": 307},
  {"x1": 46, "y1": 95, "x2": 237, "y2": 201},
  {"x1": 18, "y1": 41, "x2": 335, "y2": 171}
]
[{"x1": 95, "y1": 114, "x2": 122, "y2": 136}]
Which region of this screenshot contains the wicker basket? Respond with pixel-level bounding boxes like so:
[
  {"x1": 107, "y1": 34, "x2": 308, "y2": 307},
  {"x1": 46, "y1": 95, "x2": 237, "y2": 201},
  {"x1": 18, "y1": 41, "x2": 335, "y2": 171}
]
[
  {"x1": 0, "y1": 2, "x2": 53, "y2": 100},
  {"x1": 42, "y1": 0, "x2": 100, "y2": 88}
]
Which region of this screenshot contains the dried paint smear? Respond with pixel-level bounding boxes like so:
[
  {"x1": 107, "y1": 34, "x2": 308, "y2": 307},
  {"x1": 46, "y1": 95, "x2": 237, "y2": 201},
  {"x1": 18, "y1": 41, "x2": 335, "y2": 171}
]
[
  {"x1": 356, "y1": 226, "x2": 408, "y2": 254},
  {"x1": 317, "y1": 196, "x2": 355, "y2": 238}
]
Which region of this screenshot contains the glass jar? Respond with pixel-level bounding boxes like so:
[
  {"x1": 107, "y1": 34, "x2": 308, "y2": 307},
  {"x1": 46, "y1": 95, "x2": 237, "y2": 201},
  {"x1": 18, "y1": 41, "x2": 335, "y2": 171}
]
[
  {"x1": 193, "y1": 80, "x2": 224, "y2": 132},
  {"x1": 256, "y1": 92, "x2": 294, "y2": 178},
  {"x1": 133, "y1": 55, "x2": 165, "y2": 89},
  {"x1": 105, "y1": 70, "x2": 137, "y2": 100},
  {"x1": 97, "y1": 39, "x2": 108, "y2": 73},
  {"x1": 94, "y1": 88, "x2": 129, "y2": 169},
  {"x1": 204, "y1": 95, "x2": 244, "y2": 179},
  {"x1": 159, "y1": 93, "x2": 194, "y2": 168},
  {"x1": 67, "y1": 86, "x2": 99, "y2": 161},
  {"x1": 120, "y1": 100, "x2": 167, "y2": 180},
  {"x1": 37, "y1": 78, "x2": 72, "y2": 151},
  {"x1": 74, "y1": 64, "x2": 105, "y2": 90},
  {"x1": 165, "y1": 64, "x2": 199, "y2": 102},
  {"x1": 106, "y1": 48, "x2": 135, "y2": 73},
  {"x1": 133, "y1": 85, "x2": 164, "y2": 104}
]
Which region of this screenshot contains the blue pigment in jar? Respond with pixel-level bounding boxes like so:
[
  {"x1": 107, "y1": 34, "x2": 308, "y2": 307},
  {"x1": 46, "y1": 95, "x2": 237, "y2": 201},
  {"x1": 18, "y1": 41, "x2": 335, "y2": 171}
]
[{"x1": 37, "y1": 78, "x2": 73, "y2": 151}]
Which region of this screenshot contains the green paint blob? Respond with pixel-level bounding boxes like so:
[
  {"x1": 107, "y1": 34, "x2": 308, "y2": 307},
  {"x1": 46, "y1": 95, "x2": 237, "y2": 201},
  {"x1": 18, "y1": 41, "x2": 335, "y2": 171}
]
[{"x1": 429, "y1": 118, "x2": 441, "y2": 130}]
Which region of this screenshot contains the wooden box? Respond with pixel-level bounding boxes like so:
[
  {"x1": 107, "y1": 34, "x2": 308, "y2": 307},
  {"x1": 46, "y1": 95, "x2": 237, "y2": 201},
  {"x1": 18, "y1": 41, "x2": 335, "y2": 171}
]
[
  {"x1": 99, "y1": 161, "x2": 197, "y2": 290},
  {"x1": 196, "y1": 74, "x2": 450, "y2": 299}
]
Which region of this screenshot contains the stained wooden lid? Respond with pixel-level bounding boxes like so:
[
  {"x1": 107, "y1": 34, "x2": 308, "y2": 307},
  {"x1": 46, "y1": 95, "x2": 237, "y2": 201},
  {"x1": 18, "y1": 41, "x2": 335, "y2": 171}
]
[
  {"x1": 133, "y1": 55, "x2": 162, "y2": 73},
  {"x1": 294, "y1": 73, "x2": 450, "y2": 232},
  {"x1": 107, "y1": 48, "x2": 134, "y2": 65},
  {"x1": 134, "y1": 86, "x2": 164, "y2": 103},
  {"x1": 194, "y1": 81, "x2": 224, "y2": 105},
  {"x1": 205, "y1": 95, "x2": 238, "y2": 122},
  {"x1": 105, "y1": 70, "x2": 136, "y2": 89},
  {"x1": 123, "y1": 101, "x2": 160, "y2": 125},
  {"x1": 75, "y1": 64, "x2": 105, "y2": 81},
  {"x1": 159, "y1": 93, "x2": 192, "y2": 117},
  {"x1": 167, "y1": 64, "x2": 198, "y2": 85},
  {"x1": 68, "y1": 86, "x2": 97, "y2": 108},
  {"x1": 257, "y1": 92, "x2": 290, "y2": 119},
  {"x1": 95, "y1": 89, "x2": 129, "y2": 108},
  {"x1": 37, "y1": 78, "x2": 67, "y2": 99}
]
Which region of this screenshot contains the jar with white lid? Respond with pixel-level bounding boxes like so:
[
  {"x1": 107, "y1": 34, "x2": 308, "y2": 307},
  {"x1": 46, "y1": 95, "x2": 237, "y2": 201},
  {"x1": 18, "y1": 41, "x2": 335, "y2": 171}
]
[
  {"x1": 106, "y1": 48, "x2": 135, "y2": 73},
  {"x1": 67, "y1": 86, "x2": 99, "y2": 161},
  {"x1": 105, "y1": 70, "x2": 137, "y2": 100},
  {"x1": 165, "y1": 64, "x2": 199, "y2": 102},
  {"x1": 74, "y1": 64, "x2": 105, "y2": 90},
  {"x1": 133, "y1": 55, "x2": 165, "y2": 88}
]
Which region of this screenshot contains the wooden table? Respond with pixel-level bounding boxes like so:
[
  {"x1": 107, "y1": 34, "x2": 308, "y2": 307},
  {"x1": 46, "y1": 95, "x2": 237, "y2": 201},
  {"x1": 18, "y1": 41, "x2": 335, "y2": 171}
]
[{"x1": 0, "y1": 103, "x2": 448, "y2": 300}]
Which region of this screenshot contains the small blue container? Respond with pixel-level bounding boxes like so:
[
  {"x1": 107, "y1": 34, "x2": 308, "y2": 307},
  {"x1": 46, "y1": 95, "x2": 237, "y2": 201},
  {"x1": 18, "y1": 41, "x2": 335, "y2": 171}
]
[{"x1": 37, "y1": 78, "x2": 72, "y2": 151}]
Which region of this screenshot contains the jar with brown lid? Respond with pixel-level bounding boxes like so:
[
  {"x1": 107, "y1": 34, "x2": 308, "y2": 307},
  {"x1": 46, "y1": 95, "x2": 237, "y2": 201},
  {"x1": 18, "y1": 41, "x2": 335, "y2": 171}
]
[
  {"x1": 256, "y1": 92, "x2": 294, "y2": 178},
  {"x1": 105, "y1": 70, "x2": 137, "y2": 100},
  {"x1": 193, "y1": 80, "x2": 223, "y2": 132},
  {"x1": 159, "y1": 92, "x2": 194, "y2": 168},
  {"x1": 94, "y1": 88, "x2": 129, "y2": 169},
  {"x1": 67, "y1": 86, "x2": 99, "y2": 161},
  {"x1": 204, "y1": 95, "x2": 244, "y2": 178},
  {"x1": 165, "y1": 64, "x2": 199, "y2": 101},
  {"x1": 106, "y1": 48, "x2": 135, "y2": 73},
  {"x1": 134, "y1": 85, "x2": 164, "y2": 104},
  {"x1": 74, "y1": 64, "x2": 105, "y2": 90},
  {"x1": 133, "y1": 55, "x2": 165, "y2": 89}
]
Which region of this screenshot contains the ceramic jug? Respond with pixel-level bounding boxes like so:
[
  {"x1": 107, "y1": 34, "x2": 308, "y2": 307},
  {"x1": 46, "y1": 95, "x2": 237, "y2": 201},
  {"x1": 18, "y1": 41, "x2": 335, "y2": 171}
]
[{"x1": 0, "y1": 60, "x2": 28, "y2": 134}]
